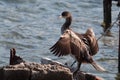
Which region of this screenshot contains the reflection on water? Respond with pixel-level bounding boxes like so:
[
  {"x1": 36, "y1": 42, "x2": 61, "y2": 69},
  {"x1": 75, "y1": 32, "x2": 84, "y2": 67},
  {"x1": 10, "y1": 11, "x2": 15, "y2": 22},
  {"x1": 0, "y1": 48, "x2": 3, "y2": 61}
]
[{"x1": 0, "y1": 0, "x2": 119, "y2": 80}]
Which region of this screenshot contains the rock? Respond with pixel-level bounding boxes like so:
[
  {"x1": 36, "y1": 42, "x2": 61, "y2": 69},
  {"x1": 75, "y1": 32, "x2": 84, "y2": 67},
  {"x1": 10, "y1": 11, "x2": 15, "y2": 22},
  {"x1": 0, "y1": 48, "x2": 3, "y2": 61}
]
[
  {"x1": 0, "y1": 58, "x2": 104, "y2": 80},
  {"x1": 41, "y1": 57, "x2": 68, "y2": 67},
  {"x1": 41, "y1": 57, "x2": 104, "y2": 80},
  {"x1": 0, "y1": 62, "x2": 73, "y2": 80},
  {"x1": 0, "y1": 48, "x2": 104, "y2": 80},
  {"x1": 74, "y1": 71, "x2": 104, "y2": 80},
  {"x1": 26, "y1": 62, "x2": 73, "y2": 80}
]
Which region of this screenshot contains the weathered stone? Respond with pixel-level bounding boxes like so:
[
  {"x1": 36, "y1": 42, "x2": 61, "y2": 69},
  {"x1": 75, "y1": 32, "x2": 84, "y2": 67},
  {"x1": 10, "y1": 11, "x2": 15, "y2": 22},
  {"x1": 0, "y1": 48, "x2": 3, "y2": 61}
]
[
  {"x1": 0, "y1": 64, "x2": 30, "y2": 80},
  {"x1": 26, "y1": 62, "x2": 73, "y2": 80},
  {"x1": 0, "y1": 62, "x2": 73, "y2": 80},
  {"x1": 74, "y1": 71, "x2": 104, "y2": 80},
  {"x1": 41, "y1": 57, "x2": 104, "y2": 80},
  {"x1": 0, "y1": 48, "x2": 104, "y2": 80}
]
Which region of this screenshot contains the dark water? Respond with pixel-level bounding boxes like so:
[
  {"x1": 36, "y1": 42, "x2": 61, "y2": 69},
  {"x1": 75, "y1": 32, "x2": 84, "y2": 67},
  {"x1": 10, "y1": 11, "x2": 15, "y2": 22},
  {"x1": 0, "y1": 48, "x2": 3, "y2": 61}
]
[{"x1": 0, "y1": 0, "x2": 119, "y2": 80}]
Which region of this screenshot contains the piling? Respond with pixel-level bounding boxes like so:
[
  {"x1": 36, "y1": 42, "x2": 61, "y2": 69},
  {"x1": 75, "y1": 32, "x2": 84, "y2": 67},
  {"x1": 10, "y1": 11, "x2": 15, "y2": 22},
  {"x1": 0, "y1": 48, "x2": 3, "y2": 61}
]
[
  {"x1": 117, "y1": 0, "x2": 120, "y2": 6},
  {"x1": 103, "y1": 0, "x2": 112, "y2": 33},
  {"x1": 118, "y1": 12, "x2": 120, "y2": 73}
]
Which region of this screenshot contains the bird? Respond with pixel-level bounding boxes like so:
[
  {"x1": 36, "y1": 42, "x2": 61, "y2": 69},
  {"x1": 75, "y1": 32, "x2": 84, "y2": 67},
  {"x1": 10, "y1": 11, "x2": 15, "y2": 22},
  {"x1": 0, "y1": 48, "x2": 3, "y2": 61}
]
[
  {"x1": 50, "y1": 29, "x2": 105, "y2": 74},
  {"x1": 50, "y1": 11, "x2": 105, "y2": 72},
  {"x1": 59, "y1": 11, "x2": 99, "y2": 66}
]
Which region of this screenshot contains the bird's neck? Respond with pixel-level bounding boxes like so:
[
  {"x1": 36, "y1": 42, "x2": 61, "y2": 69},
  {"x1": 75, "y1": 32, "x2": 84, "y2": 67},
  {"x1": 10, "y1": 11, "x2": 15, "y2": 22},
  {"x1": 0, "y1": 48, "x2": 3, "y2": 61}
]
[{"x1": 61, "y1": 17, "x2": 72, "y2": 34}]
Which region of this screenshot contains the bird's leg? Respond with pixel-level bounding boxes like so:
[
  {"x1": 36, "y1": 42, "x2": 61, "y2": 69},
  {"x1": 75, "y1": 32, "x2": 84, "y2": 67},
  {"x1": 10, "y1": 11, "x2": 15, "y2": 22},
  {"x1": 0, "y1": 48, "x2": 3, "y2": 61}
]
[
  {"x1": 70, "y1": 60, "x2": 76, "y2": 67},
  {"x1": 73, "y1": 62, "x2": 81, "y2": 75}
]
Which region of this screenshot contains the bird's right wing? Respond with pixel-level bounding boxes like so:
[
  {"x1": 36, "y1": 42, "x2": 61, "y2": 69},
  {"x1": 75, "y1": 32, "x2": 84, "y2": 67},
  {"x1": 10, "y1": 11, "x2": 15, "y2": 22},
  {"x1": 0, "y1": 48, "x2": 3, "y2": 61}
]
[{"x1": 49, "y1": 36, "x2": 71, "y2": 57}]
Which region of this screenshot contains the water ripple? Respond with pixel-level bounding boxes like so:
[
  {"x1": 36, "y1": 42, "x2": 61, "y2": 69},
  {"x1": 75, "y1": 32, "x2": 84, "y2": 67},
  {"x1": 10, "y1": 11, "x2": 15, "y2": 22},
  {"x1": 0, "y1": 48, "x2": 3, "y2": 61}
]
[{"x1": 0, "y1": 41, "x2": 36, "y2": 49}]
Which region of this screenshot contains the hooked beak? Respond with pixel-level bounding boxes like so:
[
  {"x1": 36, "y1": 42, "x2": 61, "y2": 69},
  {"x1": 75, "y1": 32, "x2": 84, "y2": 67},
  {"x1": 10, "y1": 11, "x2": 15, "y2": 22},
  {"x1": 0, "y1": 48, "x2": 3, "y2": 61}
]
[
  {"x1": 60, "y1": 35, "x2": 64, "y2": 38},
  {"x1": 59, "y1": 15, "x2": 63, "y2": 18}
]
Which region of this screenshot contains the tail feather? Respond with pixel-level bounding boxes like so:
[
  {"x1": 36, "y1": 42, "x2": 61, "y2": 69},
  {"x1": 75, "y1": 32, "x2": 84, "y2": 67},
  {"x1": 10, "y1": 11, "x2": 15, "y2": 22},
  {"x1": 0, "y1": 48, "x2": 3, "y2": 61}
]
[{"x1": 91, "y1": 62, "x2": 106, "y2": 72}]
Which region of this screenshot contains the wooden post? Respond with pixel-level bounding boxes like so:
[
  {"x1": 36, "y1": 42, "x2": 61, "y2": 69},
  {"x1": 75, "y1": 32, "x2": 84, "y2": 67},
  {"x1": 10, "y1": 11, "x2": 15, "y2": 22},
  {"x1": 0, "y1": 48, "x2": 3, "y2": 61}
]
[
  {"x1": 118, "y1": 12, "x2": 120, "y2": 73},
  {"x1": 117, "y1": 0, "x2": 120, "y2": 6},
  {"x1": 103, "y1": 0, "x2": 112, "y2": 33}
]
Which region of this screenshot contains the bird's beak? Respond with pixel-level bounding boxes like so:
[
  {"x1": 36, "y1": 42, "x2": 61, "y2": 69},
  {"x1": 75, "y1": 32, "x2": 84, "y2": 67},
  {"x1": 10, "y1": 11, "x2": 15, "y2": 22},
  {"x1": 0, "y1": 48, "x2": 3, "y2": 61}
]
[
  {"x1": 60, "y1": 35, "x2": 64, "y2": 38},
  {"x1": 59, "y1": 15, "x2": 63, "y2": 18}
]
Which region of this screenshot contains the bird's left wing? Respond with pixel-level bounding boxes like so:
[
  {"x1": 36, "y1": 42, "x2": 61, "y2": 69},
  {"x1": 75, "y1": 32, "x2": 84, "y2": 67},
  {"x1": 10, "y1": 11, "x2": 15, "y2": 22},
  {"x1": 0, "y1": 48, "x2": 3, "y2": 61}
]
[{"x1": 85, "y1": 28, "x2": 99, "y2": 55}]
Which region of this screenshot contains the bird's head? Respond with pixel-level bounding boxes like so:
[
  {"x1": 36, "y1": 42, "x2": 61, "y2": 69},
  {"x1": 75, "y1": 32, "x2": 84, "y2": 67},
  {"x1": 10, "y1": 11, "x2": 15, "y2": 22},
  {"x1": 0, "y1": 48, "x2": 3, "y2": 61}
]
[{"x1": 59, "y1": 11, "x2": 71, "y2": 19}]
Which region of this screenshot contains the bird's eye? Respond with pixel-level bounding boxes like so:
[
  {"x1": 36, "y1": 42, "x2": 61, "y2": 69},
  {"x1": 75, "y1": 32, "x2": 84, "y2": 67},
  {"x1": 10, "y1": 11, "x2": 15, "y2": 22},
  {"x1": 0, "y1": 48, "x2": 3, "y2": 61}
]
[{"x1": 66, "y1": 30, "x2": 69, "y2": 33}]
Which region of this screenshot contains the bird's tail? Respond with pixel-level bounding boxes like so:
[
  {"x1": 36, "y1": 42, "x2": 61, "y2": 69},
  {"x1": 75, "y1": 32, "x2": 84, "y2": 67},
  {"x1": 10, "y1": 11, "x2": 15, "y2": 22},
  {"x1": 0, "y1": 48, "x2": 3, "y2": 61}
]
[{"x1": 91, "y1": 62, "x2": 106, "y2": 72}]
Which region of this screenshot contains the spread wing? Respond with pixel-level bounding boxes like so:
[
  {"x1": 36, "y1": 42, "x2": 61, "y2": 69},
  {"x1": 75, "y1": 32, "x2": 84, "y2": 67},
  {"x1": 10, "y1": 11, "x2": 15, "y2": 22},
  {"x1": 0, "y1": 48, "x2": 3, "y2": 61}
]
[
  {"x1": 85, "y1": 28, "x2": 99, "y2": 55},
  {"x1": 49, "y1": 37, "x2": 71, "y2": 57}
]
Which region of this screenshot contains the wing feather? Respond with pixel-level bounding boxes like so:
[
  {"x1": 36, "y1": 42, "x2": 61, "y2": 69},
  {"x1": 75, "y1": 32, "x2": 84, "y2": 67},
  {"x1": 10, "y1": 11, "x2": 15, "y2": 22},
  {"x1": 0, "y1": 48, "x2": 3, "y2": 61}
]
[
  {"x1": 50, "y1": 37, "x2": 71, "y2": 57},
  {"x1": 85, "y1": 28, "x2": 99, "y2": 55}
]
